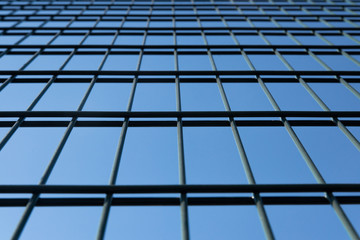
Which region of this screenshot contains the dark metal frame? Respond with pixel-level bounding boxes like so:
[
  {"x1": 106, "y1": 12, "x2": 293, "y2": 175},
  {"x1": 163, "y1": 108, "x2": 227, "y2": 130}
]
[{"x1": 0, "y1": 0, "x2": 360, "y2": 239}]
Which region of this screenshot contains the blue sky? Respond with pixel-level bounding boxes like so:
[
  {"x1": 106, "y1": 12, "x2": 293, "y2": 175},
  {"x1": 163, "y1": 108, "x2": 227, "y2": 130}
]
[
  {"x1": 0, "y1": 78, "x2": 359, "y2": 239},
  {"x1": 0, "y1": 19, "x2": 360, "y2": 240}
]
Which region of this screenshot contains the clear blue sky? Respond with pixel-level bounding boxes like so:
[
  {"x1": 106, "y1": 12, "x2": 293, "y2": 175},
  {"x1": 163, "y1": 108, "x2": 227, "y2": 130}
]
[{"x1": 0, "y1": 29, "x2": 359, "y2": 239}]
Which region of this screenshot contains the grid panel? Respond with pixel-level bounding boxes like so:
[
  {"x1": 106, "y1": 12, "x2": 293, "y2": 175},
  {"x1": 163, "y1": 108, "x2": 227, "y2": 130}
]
[{"x1": 0, "y1": 0, "x2": 360, "y2": 239}]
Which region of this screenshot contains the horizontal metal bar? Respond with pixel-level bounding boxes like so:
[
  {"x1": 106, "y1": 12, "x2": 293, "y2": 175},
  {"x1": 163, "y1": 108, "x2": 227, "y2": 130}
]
[
  {"x1": 1, "y1": 77, "x2": 359, "y2": 84},
  {"x1": 0, "y1": 184, "x2": 359, "y2": 194},
  {"x1": 0, "y1": 196, "x2": 359, "y2": 207},
  {"x1": 1, "y1": 14, "x2": 359, "y2": 20},
  {"x1": 0, "y1": 120, "x2": 359, "y2": 128},
  {"x1": 1, "y1": 26, "x2": 359, "y2": 31},
  {"x1": 0, "y1": 2, "x2": 357, "y2": 7},
  {"x1": 4, "y1": 50, "x2": 356, "y2": 56},
  {"x1": 0, "y1": 111, "x2": 359, "y2": 118},
  {"x1": 0, "y1": 70, "x2": 359, "y2": 76},
  {"x1": 2, "y1": 44, "x2": 360, "y2": 49},
  {"x1": 0, "y1": 4, "x2": 349, "y2": 9},
  {"x1": 0, "y1": 78, "x2": 357, "y2": 84}
]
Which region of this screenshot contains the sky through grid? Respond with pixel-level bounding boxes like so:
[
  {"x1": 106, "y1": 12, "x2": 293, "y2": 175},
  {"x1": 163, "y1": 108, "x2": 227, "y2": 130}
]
[{"x1": 0, "y1": 0, "x2": 359, "y2": 239}]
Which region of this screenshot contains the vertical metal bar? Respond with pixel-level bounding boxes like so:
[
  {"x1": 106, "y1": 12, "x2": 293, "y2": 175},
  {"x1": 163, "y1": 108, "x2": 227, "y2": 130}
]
[
  {"x1": 10, "y1": 18, "x2": 107, "y2": 239},
  {"x1": 339, "y1": 77, "x2": 360, "y2": 100},
  {"x1": 240, "y1": 43, "x2": 344, "y2": 239},
  {"x1": 0, "y1": 50, "x2": 71, "y2": 152},
  {"x1": 0, "y1": 33, "x2": 29, "y2": 59},
  {"x1": 96, "y1": 5, "x2": 148, "y2": 239},
  {"x1": 280, "y1": 23, "x2": 360, "y2": 151},
  {"x1": 308, "y1": 31, "x2": 360, "y2": 102},
  {"x1": 201, "y1": 18, "x2": 275, "y2": 240},
  {"x1": 0, "y1": 17, "x2": 86, "y2": 152},
  {"x1": 0, "y1": 5, "x2": 85, "y2": 92},
  {"x1": 261, "y1": 79, "x2": 360, "y2": 240},
  {"x1": 300, "y1": 46, "x2": 360, "y2": 151},
  {"x1": 174, "y1": 23, "x2": 190, "y2": 240},
  {"x1": 312, "y1": 31, "x2": 360, "y2": 67},
  {"x1": 268, "y1": 49, "x2": 360, "y2": 239},
  {"x1": 301, "y1": 77, "x2": 360, "y2": 151},
  {"x1": 0, "y1": 20, "x2": 51, "y2": 92}
]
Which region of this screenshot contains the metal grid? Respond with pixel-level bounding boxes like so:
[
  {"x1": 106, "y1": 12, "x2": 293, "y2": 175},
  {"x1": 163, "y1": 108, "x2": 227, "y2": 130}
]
[{"x1": 0, "y1": 0, "x2": 360, "y2": 239}]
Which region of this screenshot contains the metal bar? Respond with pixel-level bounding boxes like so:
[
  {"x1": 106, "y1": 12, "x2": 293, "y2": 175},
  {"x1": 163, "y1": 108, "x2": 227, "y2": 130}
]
[
  {"x1": 1, "y1": 12, "x2": 360, "y2": 18},
  {"x1": 299, "y1": 78, "x2": 360, "y2": 151},
  {"x1": 1, "y1": 119, "x2": 360, "y2": 128},
  {"x1": 0, "y1": 77, "x2": 359, "y2": 84},
  {"x1": 0, "y1": 70, "x2": 359, "y2": 75},
  {"x1": 174, "y1": 24, "x2": 190, "y2": 240},
  {"x1": 204, "y1": 22, "x2": 275, "y2": 239},
  {"x1": 0, "y1": 0, "x2": 359, "y2": 238},
  {"x1": 11, "y1": 15, "x2": 106, "y2": 239},
  {"x1": 2, "y1": 26, "x2": 360, "y2": 31},
  {"x1": 0, "y1": 18, "x2": 87, "y2": 152},
  {"x1": 97, "y1": 8, "x2": 147, "y2": 239},
  {"x1": 0, "y1": 20, "x2": 54, "y2": 92},
  {"x1": 0, "y1": 2, "x2": 358, "y2": 6},
  {"x1": 1, "y1": 111, "x2": 359, "y2": 119},
  {"x1": 264, "y1": 47, "x2": 360, "y2": 239},
  {"x1": 0, "y1": 184, "x2": 359, "y2": 194},
  {"x1": 2, "y1": 44, "x2": 360, "y2": 49},
  {"x1": 0, "y1": 196, "x2": 360, "y2": 207}
]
